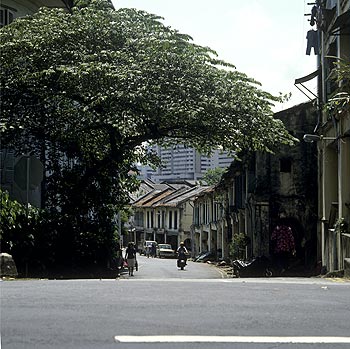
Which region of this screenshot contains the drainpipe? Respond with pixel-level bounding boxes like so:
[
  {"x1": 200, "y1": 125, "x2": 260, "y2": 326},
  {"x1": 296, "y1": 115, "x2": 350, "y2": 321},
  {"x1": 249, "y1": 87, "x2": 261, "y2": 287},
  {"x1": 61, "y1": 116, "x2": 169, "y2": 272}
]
[
  {"x1": 245, "y1": 167, "x2": 249, "y2": 259},
  {"x1": 337, "y1": 120, "x2": 343, "y2": 270},
  {"x1": 208, "y1": 203, "x2": 211, "y2": 252},
  {"x1": 336, "y1": 11, "x2": 343, "y2": 270},
  {"x1": 189, "y1": 202, "x2": 194, "y2": 257},
  {"x1": 321, "y1": 146, "x2": 326, "y2": 267},
  {"x1": 190, "y1": 225, "x2": 194, "y2": 258},
  {"x1": 208, "y1": 229, "x2": 211, "y2": 252},
  {"x1": 118, "y1": 211, "x2": 123, "y2": 247},
  {"x1": 221, "y1": 213, "x2": 225, "y2": 260}
]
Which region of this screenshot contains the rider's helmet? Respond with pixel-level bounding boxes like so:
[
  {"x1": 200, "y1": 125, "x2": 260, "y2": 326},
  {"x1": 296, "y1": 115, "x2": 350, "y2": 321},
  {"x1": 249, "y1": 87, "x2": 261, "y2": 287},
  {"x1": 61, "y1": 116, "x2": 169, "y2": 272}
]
[{"x1": 180, "y1": 241, "x2": 184, "y2": 246}]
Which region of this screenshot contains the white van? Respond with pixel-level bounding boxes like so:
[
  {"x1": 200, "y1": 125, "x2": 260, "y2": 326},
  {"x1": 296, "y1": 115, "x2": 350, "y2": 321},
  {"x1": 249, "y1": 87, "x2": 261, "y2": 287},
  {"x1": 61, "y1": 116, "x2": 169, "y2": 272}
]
[{"x1": 140, "y1": 240, "x2": 157, "y2": 255}]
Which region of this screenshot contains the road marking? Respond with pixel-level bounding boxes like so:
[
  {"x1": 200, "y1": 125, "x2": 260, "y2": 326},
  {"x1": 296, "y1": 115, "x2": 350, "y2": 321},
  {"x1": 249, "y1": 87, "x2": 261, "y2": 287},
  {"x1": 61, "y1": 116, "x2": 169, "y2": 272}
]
[
  {"x1": 114, "y1": 336, "x2": 350, "y2": 343},
  {"x1": 115, "y1": 278, "x2": 350, "y2": 286}
]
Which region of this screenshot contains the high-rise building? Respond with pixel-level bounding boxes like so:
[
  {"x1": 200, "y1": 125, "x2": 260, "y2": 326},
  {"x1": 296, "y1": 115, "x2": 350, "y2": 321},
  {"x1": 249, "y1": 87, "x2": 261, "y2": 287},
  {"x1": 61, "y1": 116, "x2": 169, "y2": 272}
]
[{"x1": 138, "y1": 144, "x2": 234, "y2": 182}]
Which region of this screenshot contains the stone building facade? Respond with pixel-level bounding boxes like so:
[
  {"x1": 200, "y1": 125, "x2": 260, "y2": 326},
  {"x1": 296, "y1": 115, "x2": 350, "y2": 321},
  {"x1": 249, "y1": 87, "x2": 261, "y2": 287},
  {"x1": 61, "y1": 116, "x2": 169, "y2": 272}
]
[{"x1": 193, "y1": 101, "x2": 319, "y2": 273}]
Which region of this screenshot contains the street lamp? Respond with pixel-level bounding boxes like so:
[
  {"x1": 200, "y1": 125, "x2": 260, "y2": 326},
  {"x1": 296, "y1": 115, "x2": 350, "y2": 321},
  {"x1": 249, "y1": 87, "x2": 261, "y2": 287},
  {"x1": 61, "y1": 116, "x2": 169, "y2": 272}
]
[{"x1": 303, "y1": 134, "x2": 337, "y2": 143}]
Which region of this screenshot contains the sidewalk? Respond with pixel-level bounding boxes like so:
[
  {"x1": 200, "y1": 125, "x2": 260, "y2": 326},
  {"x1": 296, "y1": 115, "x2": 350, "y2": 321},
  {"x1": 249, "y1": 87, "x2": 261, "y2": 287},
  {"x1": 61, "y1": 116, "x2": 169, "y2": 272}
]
[{"x1": 213, "y1": 260, "x2": 350, "y2": 281}]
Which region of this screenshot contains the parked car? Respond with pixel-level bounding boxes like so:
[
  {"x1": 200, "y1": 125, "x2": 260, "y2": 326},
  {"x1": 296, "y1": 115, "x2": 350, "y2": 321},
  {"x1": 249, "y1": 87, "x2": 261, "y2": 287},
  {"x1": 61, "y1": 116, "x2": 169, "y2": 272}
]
[{"x1": 156, "y1": 244, "x2": 176, "y2": 258}]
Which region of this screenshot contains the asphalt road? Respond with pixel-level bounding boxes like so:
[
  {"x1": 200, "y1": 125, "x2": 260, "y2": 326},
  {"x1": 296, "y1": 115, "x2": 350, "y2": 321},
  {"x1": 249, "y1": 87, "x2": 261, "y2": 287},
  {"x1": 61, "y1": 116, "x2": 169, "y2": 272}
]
[
  {"x1": 2, "y1": 256, "x2": 350, "y2": 349},
  {"x1": 131, "y1": 254, "x2": 226, "y2": 279}
]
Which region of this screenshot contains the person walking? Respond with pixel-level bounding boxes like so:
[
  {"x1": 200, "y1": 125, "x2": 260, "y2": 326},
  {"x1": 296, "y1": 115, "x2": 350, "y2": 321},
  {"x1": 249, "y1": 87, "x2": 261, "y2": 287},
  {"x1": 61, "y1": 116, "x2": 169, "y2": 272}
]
[
  {"x1": 271, "y1": 224, "x2": 295, "y2": 273},
  {"x1": 115, "y1": 242, "x2": 122, "y2": 277},
  {"x1": 145, "y1": 243, "x2": 151, "y2": 258},
  {"x1": 125, "y1": 242, "x2": 137, "y2": 276},
  {"x1": 151, "y1": 243, "x2": 157, "y2": 258}
]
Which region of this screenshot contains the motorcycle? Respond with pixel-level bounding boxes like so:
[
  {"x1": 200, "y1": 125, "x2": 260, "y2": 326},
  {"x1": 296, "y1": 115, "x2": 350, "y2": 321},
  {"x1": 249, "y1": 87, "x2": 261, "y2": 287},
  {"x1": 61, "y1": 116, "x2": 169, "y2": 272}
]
[
  {"x1": 177, "y1": 252, "x2": 187, "y2": 270},
  {"x1": 232, "y1": 256, "x2": 273, "y2": 278},
  {"x1": 193, "y1": 251, "x2": 216, "y2": 263}
]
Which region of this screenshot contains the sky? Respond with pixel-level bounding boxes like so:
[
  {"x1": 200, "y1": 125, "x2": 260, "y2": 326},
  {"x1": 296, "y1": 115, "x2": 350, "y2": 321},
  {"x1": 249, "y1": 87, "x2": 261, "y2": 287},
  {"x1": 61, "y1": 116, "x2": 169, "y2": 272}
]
[{"x1": 112, "y1": 0, "x2": 318, "y2": 111}]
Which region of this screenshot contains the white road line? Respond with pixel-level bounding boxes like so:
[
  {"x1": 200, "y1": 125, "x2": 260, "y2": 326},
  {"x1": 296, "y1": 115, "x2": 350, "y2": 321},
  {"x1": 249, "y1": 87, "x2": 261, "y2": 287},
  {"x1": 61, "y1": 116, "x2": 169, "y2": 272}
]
[
  {"x1": 116, "y1": 278, "x2": 349, "y2": 286},
  {"x1": 114, "y1": 335, "x2": 350, "y2": 343}
]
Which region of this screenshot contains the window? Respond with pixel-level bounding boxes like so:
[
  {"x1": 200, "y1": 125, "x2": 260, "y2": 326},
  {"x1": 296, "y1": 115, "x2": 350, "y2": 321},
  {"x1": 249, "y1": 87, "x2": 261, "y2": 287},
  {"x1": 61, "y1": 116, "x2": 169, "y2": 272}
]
[
  {"x1": 161, "y1": 211, "x2": 165, "y2": 228},
  {"x1": 134, "y1": 211, "x2": 144, "y2": 226},
  {"x1": 174, "y1": 210, "x2": 178, "y2": 229},
  {"x1": 194, "y1": 206, "x2": 199, "y2": 225},
  {"x1": 169, "y1": 211, "x2": 173, "y2": 229},
  {"x1": 0, "y1": 7, "x2": 15, "y2": 27},
  {"x1": 235, "y1": 176, "x2": 244, "y2": 209},
  {"x1": 157, "y1": 211, "x2": 161, "y2": 228},
  {"x1": 147, "y1": 211, "x2": 150, "y2": 228}
]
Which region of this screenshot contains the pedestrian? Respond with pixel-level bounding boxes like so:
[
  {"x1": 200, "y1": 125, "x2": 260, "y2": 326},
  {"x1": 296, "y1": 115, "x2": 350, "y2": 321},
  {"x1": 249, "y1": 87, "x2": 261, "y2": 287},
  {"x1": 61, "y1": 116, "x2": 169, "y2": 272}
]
[
  {"x1": 146, "y1": 243, "x2": 151, "y2": 258},
  {"x1": 151, "y1": 243, "x2": 157, "y2": 258},
  {"x1": 271, "y1": 224, "x2": 295, "y2": 273},
  {"x1": 125, "y1": 242, "x2": 137, "y2": 276},
  {"x1": 115, "y1": 242, "x2": 123, "y2": 277}
]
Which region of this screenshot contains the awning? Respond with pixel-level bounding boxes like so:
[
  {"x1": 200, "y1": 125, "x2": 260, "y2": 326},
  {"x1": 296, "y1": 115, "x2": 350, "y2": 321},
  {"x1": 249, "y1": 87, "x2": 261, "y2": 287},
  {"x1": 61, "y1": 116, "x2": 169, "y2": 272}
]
[
  {"x1": 330, "y1": 9, "x2": 350, "y2": 35},
  {"x1": 295, "y1": 69, "x2": 320, "y2": 85},
  {"x1": 294, "y1": 68, "x2": 320, "y2": 101}
]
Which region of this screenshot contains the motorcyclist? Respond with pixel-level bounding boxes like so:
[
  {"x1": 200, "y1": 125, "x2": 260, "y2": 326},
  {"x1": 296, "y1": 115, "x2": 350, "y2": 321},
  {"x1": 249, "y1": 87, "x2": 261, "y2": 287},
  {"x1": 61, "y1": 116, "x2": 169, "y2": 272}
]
[{"x1": 177, "y1": 242, "x2": 188, "y2": 266}]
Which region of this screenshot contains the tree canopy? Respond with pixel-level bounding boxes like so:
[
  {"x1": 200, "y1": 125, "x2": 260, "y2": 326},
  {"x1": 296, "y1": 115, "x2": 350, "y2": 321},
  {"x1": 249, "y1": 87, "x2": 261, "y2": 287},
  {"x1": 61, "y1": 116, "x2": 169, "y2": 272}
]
[
  {"x1": 201, "y1": 167, "x2": 227, "y2": 186},
  {"x1": 0, "y1": 0, "x2": 296, "y2": 270},
  {"x1": 325, "y1": 58, "x2": 350, "y2": 116},
  {"x1": 1, "y1": 0, "x2": 295, "y2": 185}
]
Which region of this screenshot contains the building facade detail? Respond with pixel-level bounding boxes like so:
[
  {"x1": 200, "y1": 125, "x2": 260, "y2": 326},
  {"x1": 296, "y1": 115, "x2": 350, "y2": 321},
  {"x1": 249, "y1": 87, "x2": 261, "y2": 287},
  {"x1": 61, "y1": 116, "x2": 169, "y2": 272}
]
[
  {"x1": 303, "y1": 0, "x2": 350, "y2": 272},
  {"x1": 192, "y1": 102, "x2": 319, "y2": 272},
  {"x1": 130, "y1": 181, "x2": 210, "y2": 251},
  {"x1": 0, "y1": 1, "x2": 74, "y2": 208}
]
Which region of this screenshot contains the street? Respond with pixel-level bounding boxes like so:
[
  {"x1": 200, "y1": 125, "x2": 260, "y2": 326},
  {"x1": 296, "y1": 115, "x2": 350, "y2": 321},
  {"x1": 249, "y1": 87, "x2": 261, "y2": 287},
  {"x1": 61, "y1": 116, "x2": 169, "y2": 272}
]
[
  {"x1": 2, "y1": 256, "x2": 350, "y2": 349},
  {"x1": 126, "y1": 253, "x2": 226, "y2": 279}
]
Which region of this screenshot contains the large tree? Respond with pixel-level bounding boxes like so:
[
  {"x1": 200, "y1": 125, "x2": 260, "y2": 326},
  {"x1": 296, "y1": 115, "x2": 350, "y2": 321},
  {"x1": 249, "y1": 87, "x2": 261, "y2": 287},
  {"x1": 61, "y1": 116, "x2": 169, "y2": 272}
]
[
  {"x1": 0, "y1": 0, "x2": 296, "y2": 268},
  {"x1": 201, "y1": 167, "x2": 227, "y2": 186}
]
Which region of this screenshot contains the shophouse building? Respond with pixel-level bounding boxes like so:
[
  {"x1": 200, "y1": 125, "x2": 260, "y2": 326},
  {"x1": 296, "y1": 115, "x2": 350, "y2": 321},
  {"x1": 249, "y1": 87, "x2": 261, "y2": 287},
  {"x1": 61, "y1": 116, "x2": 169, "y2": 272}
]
[
  {"x1": 193, "y1": 102, "x2": 319, "y2": 273},
  {"x1": 297, "y1": 0, "x2": 350, "y2": 272}
]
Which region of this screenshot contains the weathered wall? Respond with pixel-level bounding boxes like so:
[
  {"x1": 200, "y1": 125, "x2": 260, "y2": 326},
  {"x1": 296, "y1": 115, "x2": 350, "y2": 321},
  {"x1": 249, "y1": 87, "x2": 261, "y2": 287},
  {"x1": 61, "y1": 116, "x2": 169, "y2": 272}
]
[{"x1": 252, "y1": 102, "x2": 318, "y2": 265}]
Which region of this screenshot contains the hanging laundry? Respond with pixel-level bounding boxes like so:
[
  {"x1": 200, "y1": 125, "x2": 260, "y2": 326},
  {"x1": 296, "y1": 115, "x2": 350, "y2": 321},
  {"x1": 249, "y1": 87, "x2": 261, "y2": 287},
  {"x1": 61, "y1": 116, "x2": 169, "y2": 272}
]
[
  {"x1": 311, "y1": 5, "x2": 317, "y2": 18},
  {"x1": 306, "y1": 29, "x2": 319, "y2": 55}
]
